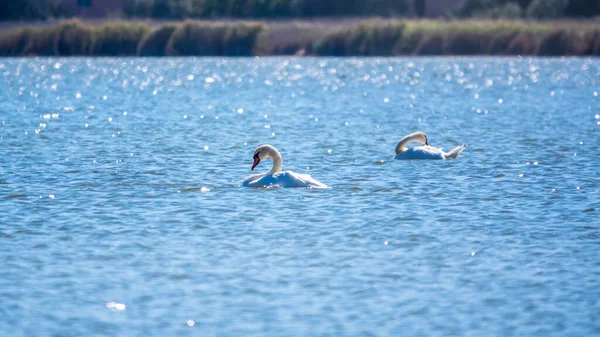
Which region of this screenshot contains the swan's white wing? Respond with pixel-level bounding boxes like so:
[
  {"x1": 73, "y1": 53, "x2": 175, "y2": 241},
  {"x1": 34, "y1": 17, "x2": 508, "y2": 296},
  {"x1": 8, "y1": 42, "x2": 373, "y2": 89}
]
[
  {"x1": 443, "y1": 144, "x2": 466, "y2": 159},
  {"x1": 394, "y1": 146, "x2": 445, "y2": 160},
  {"x1": 242, "y1": 173, "x2": 267, "y2": 187},
  {"x1": 276, "y1": 171, "x2": 329, "y2": 188}
]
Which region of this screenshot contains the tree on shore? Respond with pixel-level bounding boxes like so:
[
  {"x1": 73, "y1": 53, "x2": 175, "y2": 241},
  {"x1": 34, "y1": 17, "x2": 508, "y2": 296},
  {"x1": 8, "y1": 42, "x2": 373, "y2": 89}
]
[
  {"x1": 2, "y1": 0, "x2": 600, "y2": 21},
  {"x1": 0, "y1": 0, "x2": 66, "y2": 20},
  {"x1": 415, "y1": 0, "x2": 426, "y2": 18},
  {"x1": 454, "y1": 0, "x2": 600, "y2": 18}
]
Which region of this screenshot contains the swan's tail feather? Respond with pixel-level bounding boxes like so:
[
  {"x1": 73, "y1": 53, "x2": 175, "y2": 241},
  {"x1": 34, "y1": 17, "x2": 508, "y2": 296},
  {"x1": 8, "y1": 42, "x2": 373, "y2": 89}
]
[{"x1": 445, "y1": 144, "x2": 467, "y2": 159}]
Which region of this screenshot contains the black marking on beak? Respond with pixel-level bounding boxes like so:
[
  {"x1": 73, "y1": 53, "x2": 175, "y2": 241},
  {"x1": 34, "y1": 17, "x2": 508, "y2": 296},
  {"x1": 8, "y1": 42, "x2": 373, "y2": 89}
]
[{"x1": 251, "y1": 152, "x2": 260, "y2": 170}]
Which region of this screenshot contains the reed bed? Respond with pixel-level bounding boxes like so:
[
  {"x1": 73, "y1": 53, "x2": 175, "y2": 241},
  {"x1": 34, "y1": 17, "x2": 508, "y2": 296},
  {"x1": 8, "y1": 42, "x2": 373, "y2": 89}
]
[
  {"x1": 316, "y1": 20, "x2": 600, "y2": 56},
  {"x1": 165, "y1": 20, "x2": 265, "y2": 56},
  {"x1": 0, "y1": 19, "x2": 598, "y2": 57}
]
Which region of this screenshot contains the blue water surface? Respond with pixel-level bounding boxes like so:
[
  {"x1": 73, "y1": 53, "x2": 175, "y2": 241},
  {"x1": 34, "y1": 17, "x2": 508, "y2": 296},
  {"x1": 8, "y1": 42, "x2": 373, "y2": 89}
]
[{"x1": 0, "y1": 57, "x2": 599, "y2": 337}]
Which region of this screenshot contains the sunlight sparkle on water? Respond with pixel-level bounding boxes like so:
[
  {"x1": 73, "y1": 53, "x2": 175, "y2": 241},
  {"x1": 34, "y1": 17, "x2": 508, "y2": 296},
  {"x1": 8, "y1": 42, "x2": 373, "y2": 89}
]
[
  {"x1": 106, "y1": 302, "x2": 126, "y2": 310},
  {"x1": 1, "y1": 57, "x2": 598, "y2": 337}
]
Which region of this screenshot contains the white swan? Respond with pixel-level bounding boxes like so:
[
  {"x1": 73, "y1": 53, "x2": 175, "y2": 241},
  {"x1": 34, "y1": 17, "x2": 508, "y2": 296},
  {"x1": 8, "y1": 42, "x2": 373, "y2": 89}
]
[
  {"x1": 242, "y1": 144, "x2": 328, "y2": 188},
  {"x1": 394, "y1": 132, "x2": 466, "y2": 160}
]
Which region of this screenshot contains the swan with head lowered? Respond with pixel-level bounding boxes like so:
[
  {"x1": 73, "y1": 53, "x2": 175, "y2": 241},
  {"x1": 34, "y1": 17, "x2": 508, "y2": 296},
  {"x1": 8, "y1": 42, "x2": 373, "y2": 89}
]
[
  {"x1": 242, "y1": 144, "x2": 328, "y2": 188},
  {"x1": 394, "y1": 132, "x2": 466, "y2": 160}
]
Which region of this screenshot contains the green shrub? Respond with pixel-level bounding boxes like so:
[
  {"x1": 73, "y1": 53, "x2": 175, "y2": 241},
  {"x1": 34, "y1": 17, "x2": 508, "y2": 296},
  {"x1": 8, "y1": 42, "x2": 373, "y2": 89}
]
[
  {"x1": 396, "y1": 28, "x2": 425, "y2": 54},
  {"x1": 91, "y1": 22, "x2": 150, "y2": 56},
  {"x1": 413, "y1": 32, "x2": 444, "y2": 55},
  {"x1": 507, "y1": 31, "x2": 538, "y2": 55},
  {"x1": 0, "y1": 28, "x2": 31, "y2": 56},
  {"x1": 586, "y1": 29, "x2": 600, "y2": 55},
  {"x1": 488, "y1": 30, "x2": 520, "y2": 54},
  {"x1": 0, "y1": 20, "x2": 94, "y2": 56},
  {"x1": 166, "y1": 21, "x2": 265, "y2": 56},
  {"x1": 222, "y1": 22, "x2": 267, "y2": 55},
  {"x1": 539, "y1": 29, "x2": 589, "y2": 55},
  {"x1": 53, "y1": 20, "x2": 94, "y2": 56},
  {"x1": 22, "y1": 28, "x2": 54, "y2": 55},
  {"x1": 445, "y1": 30, "x2": 493, "y2": 55},
  {"x1": 316, "y1": 21, "x2": 406, "y2": 56},
  {"x1": 137, "y1": 24, "x2": 177, "y2": 56}
]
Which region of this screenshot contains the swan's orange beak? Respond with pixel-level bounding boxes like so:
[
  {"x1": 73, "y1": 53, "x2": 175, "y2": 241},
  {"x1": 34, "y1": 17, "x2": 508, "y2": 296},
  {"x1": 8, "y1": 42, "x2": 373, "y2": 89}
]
[{"x1": 251, "y1": 156, "x2": 260, "y2": 171}]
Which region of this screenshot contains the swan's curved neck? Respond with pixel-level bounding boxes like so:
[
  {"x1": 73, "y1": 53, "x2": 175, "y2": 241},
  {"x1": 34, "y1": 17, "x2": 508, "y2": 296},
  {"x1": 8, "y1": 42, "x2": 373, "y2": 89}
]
[
  {"x1": 395, "y1": 133, "x2": 425, "y2": 154},
  {"x1": 267, "y1": 148, "x2": 283, "y2": 174},
  {"x1": 395, "y1": 134, "x2": 414, "y2": 154}
]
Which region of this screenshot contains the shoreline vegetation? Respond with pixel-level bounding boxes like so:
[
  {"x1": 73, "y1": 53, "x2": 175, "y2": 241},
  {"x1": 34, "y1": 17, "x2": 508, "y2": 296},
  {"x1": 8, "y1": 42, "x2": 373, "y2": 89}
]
[{"x1": 1, "y1": 19, "x2": 599, "y2": 57}]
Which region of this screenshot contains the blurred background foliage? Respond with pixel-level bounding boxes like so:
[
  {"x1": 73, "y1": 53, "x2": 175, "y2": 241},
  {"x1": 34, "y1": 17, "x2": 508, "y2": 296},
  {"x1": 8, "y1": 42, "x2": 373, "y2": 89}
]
[
  {"x1": 1, "y1": 0, "x2": 598, "y2": 57},
  {"x1": 0, "y1": 0, "x2": 67, "y2": 20},
  {"x1": 122, "y1": 0, "x2": 409, "y2": 18},
  {"x1": 1, "y1": 0, "x2": 599, "y2": 21},
  {"x1": 454, "y1": 0, "x2": 600, "y2": 19}
]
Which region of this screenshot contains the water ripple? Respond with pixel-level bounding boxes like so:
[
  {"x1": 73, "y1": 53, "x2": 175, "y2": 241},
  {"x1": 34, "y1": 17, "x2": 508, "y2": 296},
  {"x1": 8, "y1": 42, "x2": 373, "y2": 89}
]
[{"x1": 0, "y1": 57, "x2": 599, "y2": 337}]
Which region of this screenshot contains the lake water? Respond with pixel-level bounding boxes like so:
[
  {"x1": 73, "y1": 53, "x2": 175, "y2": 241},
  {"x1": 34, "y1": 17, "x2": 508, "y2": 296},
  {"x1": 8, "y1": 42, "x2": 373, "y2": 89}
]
[{"x1": 0, "y1": 57, "x2": 599, "y2": 337}]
